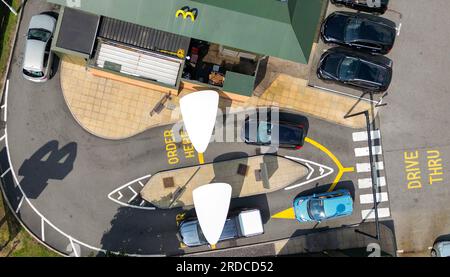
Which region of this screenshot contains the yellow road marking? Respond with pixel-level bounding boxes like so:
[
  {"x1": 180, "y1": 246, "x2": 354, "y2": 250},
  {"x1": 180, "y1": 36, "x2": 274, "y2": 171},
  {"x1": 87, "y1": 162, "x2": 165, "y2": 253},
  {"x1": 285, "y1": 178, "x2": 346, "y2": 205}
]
[
  {"x1": 271, "y1": 137, "x2": 355, "y2": 221},
  {"x1": 210, "y1": 244, "x2": 217, "y2": 250},
  {"x1": 198, "y1": 152, "x2": 205, "y2": 164},
  {"x1": 272, "y1": 207, "x2": 296, "y2": 220},
  {"x1": 304, "y1": 137, "x2": 354, "y2": 192}
]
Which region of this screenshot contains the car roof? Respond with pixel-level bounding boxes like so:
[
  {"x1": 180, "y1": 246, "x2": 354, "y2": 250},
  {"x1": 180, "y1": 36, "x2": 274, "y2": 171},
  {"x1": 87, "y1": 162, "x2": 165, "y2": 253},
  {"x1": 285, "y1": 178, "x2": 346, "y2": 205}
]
[
  {"x1": 23, "y1": 39, "x2": 46, "y2": 72},
  {"x1": 238, "y1": 210, "x2": 263, "y2": 236},
  {"x1": 29, "y1": 14, "x2": 56, "y2": 32}
]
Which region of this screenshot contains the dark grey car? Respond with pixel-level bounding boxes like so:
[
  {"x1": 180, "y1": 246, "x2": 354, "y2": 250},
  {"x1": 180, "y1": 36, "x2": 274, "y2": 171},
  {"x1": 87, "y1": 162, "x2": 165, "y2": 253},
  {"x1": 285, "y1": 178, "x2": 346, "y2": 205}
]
[
  {"x1": 321, "y1": 11, "x2": 396, "y2": 55},
  {"x1": 318, "y1": 47, "x2": 393, "y2": 93}
]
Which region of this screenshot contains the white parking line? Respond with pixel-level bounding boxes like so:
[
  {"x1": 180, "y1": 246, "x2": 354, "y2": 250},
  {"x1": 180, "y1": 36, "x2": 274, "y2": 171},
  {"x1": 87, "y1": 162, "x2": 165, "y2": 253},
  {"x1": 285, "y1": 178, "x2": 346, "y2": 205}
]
[
  {"x1": 354, "y1": 146, "x2": 383, "y2": 157},
  {"x1": 356, "y1": 162, "x2": 384, "y2": 173},
  {"x1": 15, "y1": 196, "x2": 24, "y2": 213},
  {"x1": 138, "y1": 181, "x2": 145, "y2": 187},
  {"x1": 352, "y1": 130, "x2": 381, "y2": 142},
  {"x1": 358, "y1": 177, "x2": 387, "y2": 189},
  {"x1": 1, "y1": 167, "x2": 11, "y2": 178},
  {"x1": 361, "y1": 208, "x2": 391, "y2": 220},
  {"x1": 360, "y1": 192, "x2": 389, "y2": 204},
  {"x1": 0, "y1": 135, "x2": 6, "y2": 142},
  {"x1": 41, "y1": 218, "x2": 45, "y2": 242}
]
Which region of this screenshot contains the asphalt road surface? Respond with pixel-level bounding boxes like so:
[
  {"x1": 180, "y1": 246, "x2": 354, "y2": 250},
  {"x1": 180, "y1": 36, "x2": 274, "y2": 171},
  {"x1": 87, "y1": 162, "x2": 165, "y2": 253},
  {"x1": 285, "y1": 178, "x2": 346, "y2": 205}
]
[{"x1": 0, "y1": 0, "x2": 394, "y2": 256}]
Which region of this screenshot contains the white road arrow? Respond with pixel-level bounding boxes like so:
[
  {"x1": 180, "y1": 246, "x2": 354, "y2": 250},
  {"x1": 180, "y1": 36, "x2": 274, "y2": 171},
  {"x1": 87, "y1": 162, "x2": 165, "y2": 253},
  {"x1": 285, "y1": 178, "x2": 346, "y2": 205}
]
[{"x1": 284, "y1": 156, "x2": 335, "y2": 191}]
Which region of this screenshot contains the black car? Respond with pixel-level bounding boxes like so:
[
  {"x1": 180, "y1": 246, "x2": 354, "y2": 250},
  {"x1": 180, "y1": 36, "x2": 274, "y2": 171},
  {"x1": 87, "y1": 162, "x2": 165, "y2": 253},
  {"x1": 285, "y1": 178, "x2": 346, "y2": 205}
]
[
  {"x1": 331, "y1": 0, "x2": 389, "y2": 14},
  {"x1": 241, "y1": 109, "x2": 309, "y2": 149},
  {"x1": 317, "y1": 47, "x2": 393, "y2": 93},
  {"x1": 321, "y1": 11, "x2": 396, "y2": 55}
]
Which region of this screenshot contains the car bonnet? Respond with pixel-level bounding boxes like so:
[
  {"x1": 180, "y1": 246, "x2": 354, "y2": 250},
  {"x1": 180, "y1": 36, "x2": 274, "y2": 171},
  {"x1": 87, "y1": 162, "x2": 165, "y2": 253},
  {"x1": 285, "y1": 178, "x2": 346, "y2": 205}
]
[{"x1": 324, "y1": 194, "x2": 353, "y2": 218}]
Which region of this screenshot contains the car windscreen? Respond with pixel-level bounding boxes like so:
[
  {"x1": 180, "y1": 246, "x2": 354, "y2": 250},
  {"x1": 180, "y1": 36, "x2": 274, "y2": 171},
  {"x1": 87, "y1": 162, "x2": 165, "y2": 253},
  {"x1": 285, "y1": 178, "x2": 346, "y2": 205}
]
[
  {"x1": 308, "y1": 199, "x2": 326, "y2": 221},
  {"x1": 322, "y1": 55, "x2": 342, "y2": 79},
  {"x1": 338, "y1": 57, "x2": 360, "y2": 81},
  {"x1": 357, "y1": 61, "x2": 385, "y2": 85},
  {"x1": 23, "y1": 69, "x2": 44, "y2": 78},
  {"x1": 27, "y1": 28, "x2": 51, "y2": 42}
]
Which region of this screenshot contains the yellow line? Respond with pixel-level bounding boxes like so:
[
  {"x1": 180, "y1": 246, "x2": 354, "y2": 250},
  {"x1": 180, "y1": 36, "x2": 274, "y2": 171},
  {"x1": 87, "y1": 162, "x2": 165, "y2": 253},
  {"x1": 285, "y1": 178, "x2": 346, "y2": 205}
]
[
  {"x1": 198, "y1": 152, "x2": 205, "y2": 164},
  {"x1": 304, "y1": 137, "x2": 354, "y2": 192},
  {"x1": 272, "y1": 207, "x2": 296, "y2": 220}
]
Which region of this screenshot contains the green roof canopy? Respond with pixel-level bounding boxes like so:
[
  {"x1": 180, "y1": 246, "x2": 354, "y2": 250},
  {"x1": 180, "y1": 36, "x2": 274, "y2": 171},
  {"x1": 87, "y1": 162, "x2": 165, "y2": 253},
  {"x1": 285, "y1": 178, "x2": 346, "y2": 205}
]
[{"x1": 48, "y1": 0, "x2": 324, "y2": 64}]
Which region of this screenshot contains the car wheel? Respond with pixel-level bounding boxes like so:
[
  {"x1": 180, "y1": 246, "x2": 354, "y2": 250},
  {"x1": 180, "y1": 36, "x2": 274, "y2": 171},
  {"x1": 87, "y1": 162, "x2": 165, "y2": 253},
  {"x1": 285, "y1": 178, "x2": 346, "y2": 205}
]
[{"x1": 431, "y1": 249, "x2": 437, "y2": 257}]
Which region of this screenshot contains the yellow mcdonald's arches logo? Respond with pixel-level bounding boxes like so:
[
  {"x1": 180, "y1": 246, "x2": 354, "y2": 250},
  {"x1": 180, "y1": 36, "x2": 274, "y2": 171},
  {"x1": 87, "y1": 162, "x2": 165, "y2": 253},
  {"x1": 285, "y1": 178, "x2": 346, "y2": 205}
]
[{"x1": 175, "y1": 6, "x2": 198, "y2": 22}]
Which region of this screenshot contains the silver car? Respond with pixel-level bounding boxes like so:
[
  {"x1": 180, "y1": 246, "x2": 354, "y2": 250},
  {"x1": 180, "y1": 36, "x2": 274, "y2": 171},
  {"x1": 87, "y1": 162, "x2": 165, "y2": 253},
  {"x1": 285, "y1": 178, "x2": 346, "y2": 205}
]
[
  {"x1": 431, "y1": 241, "x2": 450, "y2": 257},
  {"x1": 22, "y1": 14, "x2": 57, "y2": 82}
]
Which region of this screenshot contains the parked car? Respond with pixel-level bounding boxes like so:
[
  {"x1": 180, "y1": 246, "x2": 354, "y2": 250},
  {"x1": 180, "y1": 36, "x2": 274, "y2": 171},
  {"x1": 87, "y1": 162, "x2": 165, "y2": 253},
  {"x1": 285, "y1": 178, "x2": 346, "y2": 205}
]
[
  {"x1": 317, "y1": 47, "x2": 393, "y2": 93},
  {"x1": 22, "y1": 13, "x2": 57, "y2": 82},
  {"x1": 293, "y1": 189, "x2": 354, "y2": 223},
  {"x1": 330, "y1": 0, "x2": 389, "y2": 14},
  {"x1": 321, "y1": 11, "x2": 396, "y2": 55},
  {"x1": 178, "y1": 209, "x2": 264, "y2": 247},
  {"x1": 241, "y1": 108, "x2": 309, "y2": 149},
  {"x1": 431, "y1": 241, "x2": 450, "y2": 257}
]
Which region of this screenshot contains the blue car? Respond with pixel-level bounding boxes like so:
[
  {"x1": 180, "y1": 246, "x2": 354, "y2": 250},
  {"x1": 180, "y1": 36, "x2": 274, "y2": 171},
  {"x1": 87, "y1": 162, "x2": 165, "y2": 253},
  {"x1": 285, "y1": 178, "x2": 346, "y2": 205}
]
[{"x1": 293, "y1": 190, "x2": 354, "y2": 223}]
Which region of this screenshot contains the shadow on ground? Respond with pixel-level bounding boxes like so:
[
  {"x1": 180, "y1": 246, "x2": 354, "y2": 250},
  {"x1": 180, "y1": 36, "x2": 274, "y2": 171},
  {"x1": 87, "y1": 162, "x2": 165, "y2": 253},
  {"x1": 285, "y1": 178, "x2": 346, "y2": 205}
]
[
  {"x1": 98, "y1": 207, "x2": 184, "y2": 257},
  {"x1": 18, "y1": 140, "x2": 77, "y2": 199}
]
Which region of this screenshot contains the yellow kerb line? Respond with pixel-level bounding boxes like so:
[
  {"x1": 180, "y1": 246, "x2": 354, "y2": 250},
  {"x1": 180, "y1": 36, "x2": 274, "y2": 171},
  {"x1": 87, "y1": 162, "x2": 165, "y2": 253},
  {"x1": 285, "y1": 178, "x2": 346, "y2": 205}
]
[{"x1": 304, "y1": 137, "x2": 354, "y2": 192}]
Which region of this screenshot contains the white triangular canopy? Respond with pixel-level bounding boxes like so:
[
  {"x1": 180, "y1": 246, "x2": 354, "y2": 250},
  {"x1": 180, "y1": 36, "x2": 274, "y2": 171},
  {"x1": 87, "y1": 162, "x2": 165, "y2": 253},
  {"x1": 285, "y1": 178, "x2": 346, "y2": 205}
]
[
  {"x1": 180, "y1": 90, "x2": 219, "y2": 153},
  {"x1": 193, "y1": 183, "x2": 232, "y2": 245}
]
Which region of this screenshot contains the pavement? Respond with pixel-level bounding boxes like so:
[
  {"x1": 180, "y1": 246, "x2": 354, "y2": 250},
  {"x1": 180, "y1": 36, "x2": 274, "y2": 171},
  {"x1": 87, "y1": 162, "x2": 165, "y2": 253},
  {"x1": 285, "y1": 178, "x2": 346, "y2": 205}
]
[
  {"x1": 140, "y1": 155, "x2": 308, "y2": 209},
  {"x1": 186, "y1": 222, "x2": 397, "y2": 257},
  {"x1": 0, "y1": 0, "x2": 396, "y2": 257},
  {"x1": 378, "y1": 0, "x2": 450, "y2": 256},
  {"x1": 61, "y1": 56, "x2": 376, "y2": 140}
]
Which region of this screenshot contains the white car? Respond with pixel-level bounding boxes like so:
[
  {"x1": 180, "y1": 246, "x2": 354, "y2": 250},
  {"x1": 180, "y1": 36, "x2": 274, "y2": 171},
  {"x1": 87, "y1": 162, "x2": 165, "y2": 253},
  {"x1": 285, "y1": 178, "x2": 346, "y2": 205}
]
[{"x1": 22, "y1": 14, "x2": 57, "y2": 82}]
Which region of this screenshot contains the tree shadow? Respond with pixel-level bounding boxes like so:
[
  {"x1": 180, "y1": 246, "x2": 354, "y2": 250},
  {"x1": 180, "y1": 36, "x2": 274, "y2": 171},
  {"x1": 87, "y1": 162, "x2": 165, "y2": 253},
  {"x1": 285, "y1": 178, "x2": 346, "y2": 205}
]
[{"x1": 18, "y1": 141, "x2": 77, "y2": 199}]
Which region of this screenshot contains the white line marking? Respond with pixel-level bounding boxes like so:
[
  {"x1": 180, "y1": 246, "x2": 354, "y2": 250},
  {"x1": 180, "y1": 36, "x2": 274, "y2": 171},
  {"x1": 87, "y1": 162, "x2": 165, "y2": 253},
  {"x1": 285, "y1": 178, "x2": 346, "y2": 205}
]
[
  {"x1": 117, "y1": 191, "x2": 123, "y2": 200},
  {"x1": 0, "y1": 135, "x2": 6, "y2": 142},
  {"x1": 138, "y1": 181, "x2": 145, "y2": 187},
  {"x1": 356, "y1": 162, "x2": 384, "y2": 173},
  {"x1": 140, "y1": 200, "x2": 145, "y2": 207},
  {"x1": 15, "y1": 196, "x2": 24, "y2": 213},
  {"x1": 41, "y1": 218, "x2": 45, "y2": 242},
  {"x1": 1, "y1": 167, "x2": 11, "y2": 178},
  {"x1": 2, "y1": 85, "x2": 162, "y2": 256},
  {"x1": 284, "y1": 156, "x2": 334, "y2": 191},
  {"x1": 305, "y1": 163, "x2": 314, "y2": 180},
  {"x1": 107, "y1": 174, "x2": 156, "y2": 210},
  {"x1": 4, "y1": 80, "x2": 8, "y2": 122},
  {"x1": 1, "y1": 105, "x2": 5, "y2": 109},
  {"x1": 354, "y1": 146, "x2": 383, "y2": 157},
  {"x1": 361, "y1": 208, "x2": 391, "y2": 220},
  {"x1": 2, "y1": 83, "x2": 128, "y2": 256},
  {"x1": 69, "y1": 237, "x2": 80, "y2": 257},
  {"x1": 358, "y1": 177, "x2": 386, "y2": 189},
  {"x1": 396, "y1": 23, "x2": 402, "y2": 36},
  {"x1": 360, "y1": 192, "x2": 389, "y2": 204},
  {"x1": 128, "y1": 187, "x2": 138, "y2": 203},
  {"x1": 352, "y1": 130, "x2": 381, "y2": 142}
]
